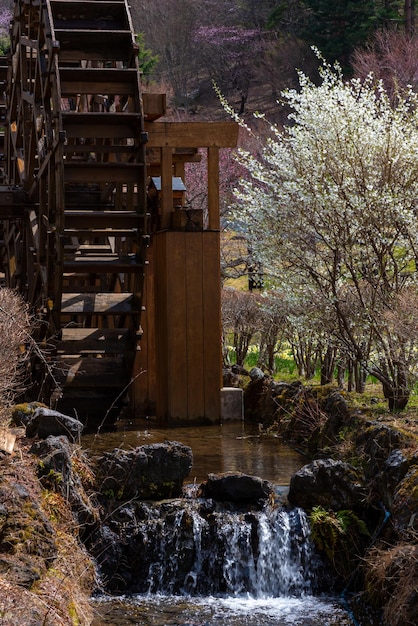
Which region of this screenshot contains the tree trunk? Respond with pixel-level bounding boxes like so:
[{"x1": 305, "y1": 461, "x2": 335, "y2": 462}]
[
  {"x1": 354, "y1": 361, "x2": 366, "y2": 394},
  {"x1": 382, "y1": 381, "x2": 410, "y2": 412},
  {"x1": 347, "y1": 359, "x2": 354, "y2": 392},
  {"x1": 320, "y1": 346, "x2": 335, "y2": 385},
  {"x1": 371, "y1": 362, "x2": 411, "y2": 412},
  {"x1": 336, "y1": 358, "x2": 346, "y2": 388},
  {"x1": 405, "y1": 0, "x2": 414, "y2": 36}
]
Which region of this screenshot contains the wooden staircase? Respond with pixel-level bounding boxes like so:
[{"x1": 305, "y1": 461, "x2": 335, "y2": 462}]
[{"x1": 4, "y1": 0, "x2": 149, "y2": 425}]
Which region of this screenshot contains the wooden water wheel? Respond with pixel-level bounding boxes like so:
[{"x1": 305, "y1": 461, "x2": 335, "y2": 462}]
[{"x1": 3, "y1": 0, "x2": 148, "y2": 425}]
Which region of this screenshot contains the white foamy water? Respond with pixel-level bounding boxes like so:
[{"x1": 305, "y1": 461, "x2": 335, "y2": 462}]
[{"x1": 93, "y1": 593, "x2": 352, "y2": 625}]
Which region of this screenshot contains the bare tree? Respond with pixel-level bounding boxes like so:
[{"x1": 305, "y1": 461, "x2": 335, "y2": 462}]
[
  {"x1": 131, "y1": 0, "x2": 202, "y2": 106},
  {"x1": 257, "y1": 291, "x2": 288, "y2": 373},
  {"x1": 352, "y1": 29, "x2": 418, "y2": 98},
  {"x1": 222, "y1": 288, "x2": 260, "y2": 366}
]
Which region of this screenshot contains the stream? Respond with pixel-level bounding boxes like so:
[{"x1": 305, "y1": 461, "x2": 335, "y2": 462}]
[{"x1": 83, "y1": 420, "x2": 353, "y2": 626}]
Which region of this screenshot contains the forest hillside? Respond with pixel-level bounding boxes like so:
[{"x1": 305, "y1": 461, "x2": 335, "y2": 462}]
[{"x1": 130, "y1": 0, "x2": 416, "y2": 124}]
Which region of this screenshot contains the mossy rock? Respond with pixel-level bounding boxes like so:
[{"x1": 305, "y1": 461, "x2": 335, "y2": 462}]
[
  {"x1": 11, "y1": 402, "x2": 47, "y2": 427},
  {"x1": 391, "y1": 466, "x2": 418, "y2": 536}
]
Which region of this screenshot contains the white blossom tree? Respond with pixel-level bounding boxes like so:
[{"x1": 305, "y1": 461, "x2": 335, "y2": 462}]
[{"x1": 231, "y1": 53, "x2": 418, "y2": 410}]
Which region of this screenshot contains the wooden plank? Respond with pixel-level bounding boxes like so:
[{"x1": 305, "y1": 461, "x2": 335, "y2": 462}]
[
  {"x1": 64, "y1": 162, "x2": 144, "y2": 183},
  {"x1": 64, "y1": 211, "x2": 141, "y2": 229},
  {"x1": 165, "y1": 232, "x2": 188, "y2": 420},
  {"x1": 143, "y1": 92, "x2": 166, "y2": 121},
  {"x1": 51, "y1": 0, "x2": 128, "y2": 27},
  {"x1": 133, "y1": 245, "x2": 157, "y2": 413},
  {"x1": 62, "y1": 112, "x2": 141, "y2": 138},
  {"x1": 154, "y1": 232, "x2": 168, "y2": 421},
  {"x1": 54, "y1": 355, "x2": 128, "y2": 387},
  {"x1": 145, "y1": 121, "x2": 239, "y2": 149},
  {"x1": 63, "y1": 227, "x2": 137, "y2": 236},
  {"x1": 57, "y1": 328, "x2": 131, "y2": 354},
  {"x1": 61, "y1": 292, "x2": 138, "y2": 314},
  {"x1": 202, "y1": 231, "x2": 222, "y2": 421},
  {"x1": 63, "y1": 254, "x2": 140, "y2": 273},
  {"x1": 64, "y1": 144, "x2": 136, "y2": 156},
  {"x1": 60, "y1": 67, "x2": 138, "y2": 96},
  {"x1": 55, "y1": 30, "x2": 133, "y2": 62},
  {"x1": 185, "y1": 233, "x2": 205, "y2": 419}
]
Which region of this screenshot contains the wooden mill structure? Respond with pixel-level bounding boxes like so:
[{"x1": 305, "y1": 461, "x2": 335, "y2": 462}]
[{"x1": 0, "y1": 0, "x2": 238, "y2": 427}]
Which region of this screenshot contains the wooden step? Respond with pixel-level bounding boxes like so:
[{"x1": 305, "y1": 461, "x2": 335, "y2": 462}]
[
  {"x1": 63, "y1": 144, "x2": 136, "y2": 157},
  {"x1": 61, "y1": 292, "x2": 139, "y2": 315},
  {"x1": 55, "y1": 387, "x2": 129, "y2": 423},
  {"x1": 51, "y1": 0, "x2": 129, "y2": 30},
  {"x1": 55, "y1": 30, "x2": 133, "y2": 62},
  {"x1": 59, "y1": 67, "x2": 138, "y2": 96},
  {"x1": 62, "y1": 112, "x2": 142, "y2": 139},
  {"x1": 56, "y1": 327, "x2": 132, "y2": 355},
  {"x1": 76, "y1": 244, "x2": 113, "y2": 254},
  {"x1": 63, "y1": 253, "x2": 141, "y2": 273},
  {"x1": 64, "y1": 227, "x2": 137, "y2": 237},
  {"x1": 54, "y1": 354, "x2": 128, "y2": 387},
  {"x1": 64, "y1": 241, "x2": 113, "y2": 254},
  {"x1": 64, "y1": 211, "x2": 142, "y2": 229},
  {"x1": 64, "y1": 162, "x2": 144, "y2": 183}
]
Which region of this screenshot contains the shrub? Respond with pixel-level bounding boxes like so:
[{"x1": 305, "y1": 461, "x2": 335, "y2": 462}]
[{"x1": 0, "y1": 288, "x2": 32, "y2": 415}]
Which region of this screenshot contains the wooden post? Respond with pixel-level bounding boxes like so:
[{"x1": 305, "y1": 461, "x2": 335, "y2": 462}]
[
  {"x1": 207, "y1": 146, "x2": 220, "y2": 230},
  {"x1": 160, "y1": 146, "x2": 172, "y2": 229},
  {"x1": 136, "y1": 119, "x2": 238, "y2": 423}
]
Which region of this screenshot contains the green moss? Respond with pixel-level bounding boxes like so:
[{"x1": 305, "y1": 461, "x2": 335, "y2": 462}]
[
  {"x1": 309, "y1": 506, "x2": 370, "y2": 580},
  {"x1": 68, "y1": 600, "x2": 80, "y2": 625},
  {"x1": 102, "y1": 489, "x2": 115, "y2": 499}
]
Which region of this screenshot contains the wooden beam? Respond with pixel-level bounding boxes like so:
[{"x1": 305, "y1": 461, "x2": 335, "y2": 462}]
[{"x1": 145, "y1": 121, "x2": 238, "y2": 148}]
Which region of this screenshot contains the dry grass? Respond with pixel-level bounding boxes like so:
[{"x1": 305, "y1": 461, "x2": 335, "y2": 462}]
[
  {"x1": 0, "y1": 288, "x2": 32, "y2": 423},
  {"x1": 0, "y1": 435, "x2": 96, "y2": 625},
  {"x1": 364, "y1": 543, "x2": 418, "y2": 626}
]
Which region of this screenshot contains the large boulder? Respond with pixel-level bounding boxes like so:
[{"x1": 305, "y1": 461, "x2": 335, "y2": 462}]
[
  {"x1": 288, "y1": 458, "x2": 366, "y2": 511},
  {"x1": 30, "y1": 435, "x2": 100, "y2": 532},
  {"x1": 30, "y1": 435, "x2": 73, "y2": 485},
  {"x1": 95, "y1": 441, "x2": 193, "y2": 500},
  {"x1": 356, "y1": 422, "x2": 404, "y2": 479},
  {"x1": 26, "y1": 407, "x2": 83, "y2": 443},
  {"x1": 315, "y1": 392, "x2": 351, "y2": 448},
  {"x1": 200, "y1": 471, "x2": 273, "y2": 505}
]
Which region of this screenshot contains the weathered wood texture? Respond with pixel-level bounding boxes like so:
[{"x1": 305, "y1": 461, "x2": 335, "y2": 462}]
[
  {"x1": 133, "y1": 246, "x2": 157, "y2": 416},
  {"x1": 145, "y1": 122, "x2": 239, "y2": 148},
  {"x1": 149, "y1": 230, "x2": 222, "y2": 423}
]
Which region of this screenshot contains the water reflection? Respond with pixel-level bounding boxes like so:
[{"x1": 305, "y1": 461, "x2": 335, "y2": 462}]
[{"x1": 82, "y1": 420, "x2": 306, "y2": 485}]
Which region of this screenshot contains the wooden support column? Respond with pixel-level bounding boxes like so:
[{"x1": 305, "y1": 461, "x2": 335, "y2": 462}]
[
  {"x1": 153, "y1": 231, "x2": 221, "y2": 423},
  {"x1": 173, "y1": 158, "x2": 186, "y2": 180},
  {"x1": 140, "y1": 119, "x2": 238, "y2": 423},
  {"x1": 160, "y1": 146, "x2": 172, "y2": 229},
  {"x1": 207, "y1": 146, "x2": 220, "y2": 230}
]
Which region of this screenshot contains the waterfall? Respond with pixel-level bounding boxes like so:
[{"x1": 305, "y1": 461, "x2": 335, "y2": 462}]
[{"x1": 114, "y1": 499, "x2": 321, "y2": 598}]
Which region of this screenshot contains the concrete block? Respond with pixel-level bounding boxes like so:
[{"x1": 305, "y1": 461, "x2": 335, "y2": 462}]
[{"x1": 221, "y1": 387, "x2": 244, "y2": 421}]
